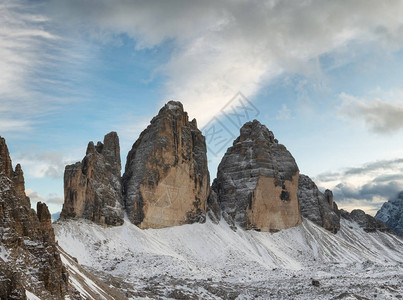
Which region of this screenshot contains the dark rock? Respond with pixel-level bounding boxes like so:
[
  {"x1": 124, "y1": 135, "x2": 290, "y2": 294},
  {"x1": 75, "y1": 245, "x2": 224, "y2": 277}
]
[
  {"x1": 298, "y1": 174, "x2": 340, "y2": 233},
  {"x1": 311, "y1": 279, "x2": 320, "y2": 287},
  {"x1": 0, "y1": 136, "x2": 68, "y2": 299},
  {"x1": 212, "y1": 120, "x2": 301, "y2": 231},
  {"x1": 341, "y1": 209, "x2": 391, "y2": 233},
  {"x1": 375, "y1": 192, "x2": 403, "y2": 236},
  {"x1": 60, "y1": 132, "x2": 124, "y2": 226},
  {"x1": 122, "y1": 101, "x2": 210, "y2": 228}
]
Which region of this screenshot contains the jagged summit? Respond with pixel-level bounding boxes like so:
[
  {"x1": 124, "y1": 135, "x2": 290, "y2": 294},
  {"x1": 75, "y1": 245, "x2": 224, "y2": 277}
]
[
  {"x1": 60, "y1": 131, "x2": 124, "y2": 226},
  {"x1": 122, "y1": 100, "x2": 209, "y2": 229},
  {"x1": 236, "y1": 119, "x2": 278, "y2": 145},
  {"x1": 0, "y1": 136, "x2": 68, "y2": 299},
  {"x1": 211, "y1": 120, "x2": 301, "y2": 232},
  {"x1": 375, "y1": 192, "x2": 403, "y2": 236},
  {"x1": 298, "y1": 174, "x2": 340, "y2": 233}
]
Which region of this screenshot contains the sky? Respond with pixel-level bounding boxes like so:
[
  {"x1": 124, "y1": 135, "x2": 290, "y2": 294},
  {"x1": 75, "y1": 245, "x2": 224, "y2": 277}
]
[{"x1": 1, "y1": 0, "x2": 403, "y2": 216}]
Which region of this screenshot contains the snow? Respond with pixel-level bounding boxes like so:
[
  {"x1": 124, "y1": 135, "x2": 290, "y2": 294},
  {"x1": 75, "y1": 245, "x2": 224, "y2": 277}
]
[
  {"x1": 25, "y1": 290, "x2": 41, "y2": 300},
  {"x1": 54, "y1": 216, "x2": 403, "y2": 299},
  {"x1": 0, "y1": 245, "x2": 9, "y2": 262}
]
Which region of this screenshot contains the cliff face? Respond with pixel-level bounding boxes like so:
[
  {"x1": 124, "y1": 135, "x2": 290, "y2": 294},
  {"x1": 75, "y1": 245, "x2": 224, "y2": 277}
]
[
  {"x1": 375, "y1": 192, "x2": 403, "y2": 236},
  {"x1": 0, "y1": 137, "x2": 68, "y2": 299},
  {"x1": 298, "y1": 174, "x2": 340, "y2": 233},
  {"x1": 122, "y1": 101, "x2": 209, "y2": 229},
  {"x1": 212, "y1": 120, "x2": 301, "y2": 232},
  {"x1": 60, "y1": 132, "x2": 124, "y2": 226}
]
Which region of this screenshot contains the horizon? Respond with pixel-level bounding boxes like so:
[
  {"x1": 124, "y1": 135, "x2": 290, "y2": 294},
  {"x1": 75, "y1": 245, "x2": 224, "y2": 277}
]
[{"x1": 2, "y1": 1, "x2": 403, "y2": 216}]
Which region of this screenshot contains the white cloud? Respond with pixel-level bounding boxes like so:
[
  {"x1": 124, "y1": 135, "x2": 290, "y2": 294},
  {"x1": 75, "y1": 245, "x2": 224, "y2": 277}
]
[
  {"x1": 339, "y1": 94, "x2": 403, "y2": 134},
  {"x1": 15, "y1": 150, "x2": 74, "y2": 179},
  {"x1": 26, "y1": 189, "x2": 64, "y2": 205},
  {"x1": 47, "y1": 0, "x2": 403, "y2": 125}
]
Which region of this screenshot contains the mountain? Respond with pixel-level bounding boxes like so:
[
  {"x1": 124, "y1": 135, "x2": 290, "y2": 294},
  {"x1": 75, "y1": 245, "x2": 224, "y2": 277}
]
[
  {"x1": 122, "y1": 101, "x2": 210, "y2": 229},
  {"x1": 60, "y1": 132, "x2": 124, "y2": 226},
  {"x1": 298, "y1": 174, "x2": 340, "y2": 233},
  {"x1": 0, "y1": 137, "x2": 69, "y2": 299},
  {"x1": 211, "y1": 120, "x2": 301, "y2": 232},
  {"x1": 375, "y1": 191, "x2": 403, "y2": 236}
]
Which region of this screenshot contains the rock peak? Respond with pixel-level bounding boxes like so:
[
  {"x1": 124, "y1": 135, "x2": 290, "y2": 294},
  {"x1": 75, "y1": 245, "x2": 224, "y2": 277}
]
[
  {"x1": 0, "y1": 136, "x2": 13, "y2": 178},
  {"x1": 212, "y1": 120, "x2": 301, "y2": 232},
  {"x1": 237, "y1": 120, "x2": 277, "y2": 145},
  {"x1": 123, "y1": 101, "x2": 209, "y2": 228},
  {"x1": 61, "y1": 132, "x2": 123, "y2": 226}
]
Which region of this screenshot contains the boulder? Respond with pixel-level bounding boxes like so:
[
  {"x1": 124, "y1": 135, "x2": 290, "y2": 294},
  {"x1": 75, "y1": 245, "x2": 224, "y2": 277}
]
[
  {"x1": 122, "y1": 101, "x2": 209, "y2": 228},
  {"x1": 60, "y1": 132, "x2": 124, "y2": 226},
  {"x1": 212, "y1": 120, "x2": 301, "y2": 232}
]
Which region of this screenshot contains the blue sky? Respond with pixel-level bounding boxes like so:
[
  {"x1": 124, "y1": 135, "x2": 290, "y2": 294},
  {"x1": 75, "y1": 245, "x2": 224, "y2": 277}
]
[{"x1": 1, "y1": 0, "x2": 403, "y2": 215}]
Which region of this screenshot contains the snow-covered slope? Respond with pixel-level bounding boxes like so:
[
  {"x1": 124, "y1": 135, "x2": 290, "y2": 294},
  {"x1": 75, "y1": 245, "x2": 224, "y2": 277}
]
[{"x1": 54, "y1": 218, "x2": 403, "y2": 299}]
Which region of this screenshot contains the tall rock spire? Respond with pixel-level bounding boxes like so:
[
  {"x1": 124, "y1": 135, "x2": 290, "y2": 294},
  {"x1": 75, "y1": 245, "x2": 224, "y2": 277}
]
[
  {"x1": 211, "y1": 120, "x2": 302, "y2": 231},
  {"x1": 122, "y1": 101, "x2": 210, "y2": 228},
  {"x1": 60, "y1": 131, "x2": 124, "y2": 226}
]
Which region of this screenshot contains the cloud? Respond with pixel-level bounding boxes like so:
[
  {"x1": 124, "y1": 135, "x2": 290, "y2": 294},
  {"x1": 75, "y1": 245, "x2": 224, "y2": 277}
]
[
  {"x1": 339, "y1": 94, "x2": 403, "y2": 134},
  {"x1": 0, "y1": 1, "x2": 90, "y2": 133},
  {"x1": 15, "y1": 150, "x2": 72, "y2": 179},
  {"x1": 46, "y1": 0, "x2": 403, "y2": 125},
  {"x1": 315, "y1": 158, "x2": 403, "y2": 215},
  {"x1": 26, "y1": 189, "x2": 64, "y2": 205}
]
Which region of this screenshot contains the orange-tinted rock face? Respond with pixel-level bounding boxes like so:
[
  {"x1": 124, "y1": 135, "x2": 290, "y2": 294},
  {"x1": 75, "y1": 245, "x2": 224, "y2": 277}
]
[
  {"x1": 246, "y1": 174, "x2": 301, "y2": 231},
  {"x1": 123, "y1": 101, "x2": 209, "y2": 229},
  {"x1": 60, "y1": 132, "x2": 124, "y2": 226},
  {"x1": 0, "y1": 136, "x2": 68, "y2": 299},
  {"x1": 212, "y1": 120, "x2": 302, "y2": 232}
]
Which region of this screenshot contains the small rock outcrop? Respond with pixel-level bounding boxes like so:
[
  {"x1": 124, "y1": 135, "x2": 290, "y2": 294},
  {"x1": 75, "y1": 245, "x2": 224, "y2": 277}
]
[
  {"x1": 60, "y1": 132, "x2": 124, "y2": 226},
  {"x1": 212, "y1": 120, "x2": 301, "y2": 232},
  {"x1": 0, "y1": 136, "x2": 69, "y2": 299},
  {"x1": 375, "y1": 191, "x2": 403, "y2": 236},
  {"x1": 341, "y1": 209, "x2": 391, "y2": 233},
  {"x1": 122, "y1": 101, "x2": 210, "y2": 229},
  {"x1": 297, "y1": 175, "x2": 340, "y2": 233}
]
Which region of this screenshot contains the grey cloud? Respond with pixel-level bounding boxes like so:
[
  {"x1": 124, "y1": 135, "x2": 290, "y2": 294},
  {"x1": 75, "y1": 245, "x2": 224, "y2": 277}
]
[
  {"x1": 339, "y1": 97, "x2": 403, "y2": 134},
  {"x1": 344, "y1": 158, "x2": 403, "y2": 176},
  {"x1": 315, "y1": 157, "x2": 403, "y2": 214}
]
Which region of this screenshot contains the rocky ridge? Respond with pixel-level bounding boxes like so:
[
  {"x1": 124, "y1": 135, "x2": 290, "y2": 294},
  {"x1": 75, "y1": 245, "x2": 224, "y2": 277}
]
[
  {"x1": 298, "y1": 174, "x2": 340, "y2": 233},
  {"x1": 211, "y1": 120, "x2": 302, "y2": 232},
  {"x1": 375, "y1": 191, "x2": 403, "y2": 236},
  {"x1": 60, "y1": 132, "x2": 124, "y2": 226},
  {"x1": 341, "y1": 209, "x2": 391, "y2": 233},
  {"x1": 0, "y1": 137, "x2": 69, "y2": 299},
  {"x1": 122, "y1": 101, "x2": 210, "y2": 229}
]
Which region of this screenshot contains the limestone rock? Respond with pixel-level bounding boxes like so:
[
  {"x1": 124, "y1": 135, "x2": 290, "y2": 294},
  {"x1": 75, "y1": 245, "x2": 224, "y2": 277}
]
[
  {"x1": 122, "y1": 101, "x2": 209, "y2": 229},
  {"x1": 375, "y1": 191, "x2": 403, "y2": 236},
  {"x1": 341, "y1": 209, "x2": 391, "y2": 233},
  {"x1": 297, "y1": 174, "x2": 340, "y2": 233},
  {"x1": 212, "y1": 120, "x2": 301, "y2": 232},
  {"x1": 0, "y1": 136, "x2": 69, "y2": 299},
  {"x1": 60, "y1": 132, "x2": 124, "y2": 226}
]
